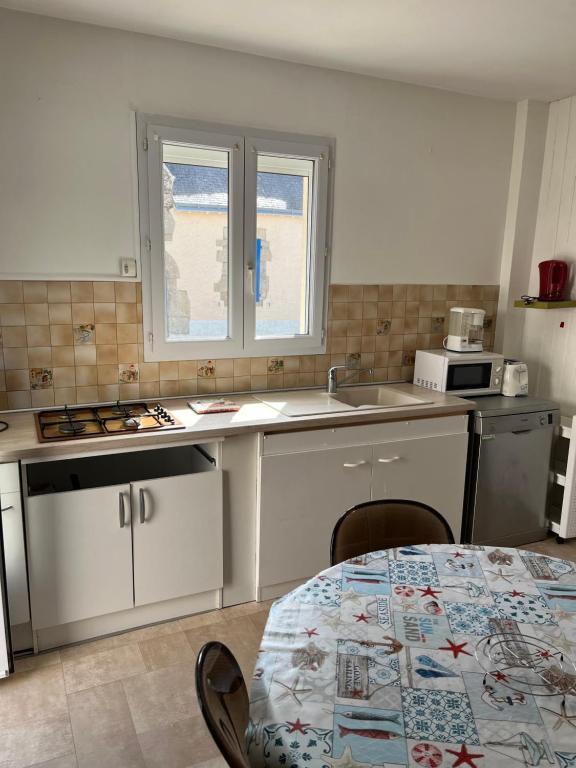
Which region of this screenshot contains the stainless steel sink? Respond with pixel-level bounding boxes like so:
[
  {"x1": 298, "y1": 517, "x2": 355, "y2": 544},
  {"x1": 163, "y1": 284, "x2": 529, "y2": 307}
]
[{"x1": 330, "y1": 386, "x2": 431, "y2": 409}]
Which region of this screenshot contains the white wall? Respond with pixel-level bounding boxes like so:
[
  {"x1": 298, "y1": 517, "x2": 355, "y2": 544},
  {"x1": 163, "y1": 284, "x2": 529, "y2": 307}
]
[
  {"x1": 513, "y1": 95, "x2": 576, "y2": 413},
  {"x1": 0, "y1": 8, "x2": 515, "y2": 284}
]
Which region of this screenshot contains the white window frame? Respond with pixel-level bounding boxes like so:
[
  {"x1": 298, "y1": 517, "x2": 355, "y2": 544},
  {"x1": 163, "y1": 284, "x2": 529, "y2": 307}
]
[{"x1": 136, "y1": 114, "x2": 333, "y2": 362}]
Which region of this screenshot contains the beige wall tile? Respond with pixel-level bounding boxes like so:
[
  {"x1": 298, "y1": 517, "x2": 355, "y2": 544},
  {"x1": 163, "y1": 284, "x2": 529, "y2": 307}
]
[
  {"x1": 159, "y1": 362, "x2": 178, "y2": 381},
  {"x1": 215, "y1": 377, "x2": 234, "y2": 393},
  {"x1": 74, "y1": 345, "x2": 97, "y2": 365},
  {"x1": 53, "y1": 367, "x2": 76, "y2": 388},
  {"x1": 94, "y1": 303, "x2": 117, "y2": 323},
  {"x1": 139, "y1": 382, "x2": 160, "y2": 398},
  {"x1": 233, "y1": 358, "x2": 250, "y2": 377},
  {"x1": 93, "y1": 282, "x2": 115, "y2": 302},
  {"x1": 49, "y1": 303, "x2": 72, "y2": 324},
  {"x1": 97, "y1": 365, "x2": 118, "y2": 385},
  {"x1": 117, "y1": 324, "x2": 138, "y2": 344},
  {"x1": 119, "y1": 383, "x2": 140, "y2": 400},
  {"x1": 177, "y1": 360, "x2": 197, "y2": 379},
  {"x1": 27, "y1": 325, "x2": 51, "y2": 346},
  {"x1": 28, "y1": 347, "x2": 53, "y2": 367},
  {"x1": 23, "y1": 281, "x2": 48, "y2": 303},
  {"x1": 2, "y1": 326, "x2": 27, "y2": 347},
  {"x1": 362, "y1": 301, "x2": 378, "y2": 319},
  {"x1": 374, "y1": 367, "x2": 389, "y2": 382},
  {"x1": 76, "y1": 386, "x2": 98, "y2": 403},
  {"x1": 267, "y1": 374, "x2": 284, "y2": 389},
  {"x1": 95, "y1": 324, "x2": 117, "y2": 345},
  {"x1": 215, "y1": 359, "x2": 234, "y2": 378},
  {"x1": 250, "y1": 375, "x2": 267, "y2": 390},
  {"x1": 178, "y1": 379, "x2": 198, "y2": 396},
  {"x1": 331, "y1": 302, "x2": 347, "y2": 320},
  {"x1": 363, "y1": 285, "x2": 378, "y2": 302},
  {"x1": 76, "y1": 366, "x2": 98, "y2": 386},
  {"x1": 96, "y1": 345, "x2": 118, "y2": 364},
  {"x1": 47, "y1": 282, "x2": 71, "y2": 303},
  {"x1": 51, "y1": 325, "x2": 74, "y2": 346},
  {"x1": 98, "y1": 384, "x2": 120, "y2": 401},
  {"x1": 116, "y1": 303, "x2": 137, "y2": 323},
  {"x1": 115, "y1": 282, "x2": 137, "y2": 303},
  {"x1": 346, "y1": 302, "x2": 362, "y2": 320},
  {"x1": 1, "y1": 303, "x2": 26, "y2": 325},
  {"x1": 139, "y1": 362, "x2": 159, "y2": 382},
  {"x1": 0, "y1": 281, "x2": 23, "y2": 303},
  {"x1": 250, "y1": 357, "x2": 267, "y2": 375},
  {"x1": 160, "y1": 380, "x2": 179, "y2": 396},
  {"x1": 7, "y1": 390, "x2": 31, "y2": 409},
  {"x1": 53, "y1": 346, "x2": 75, "y2": 366},
  {"x1": 392, "y1": 301, "x2": 406, "y2": 318},
  {"x1": 330, "y1": 285, "x2": 347, "y2": 301},
  {"x1": 347, "y1": 285, "x2": 363, "y2": 301},
  {"x1": 55, "y1": 387, "x2": 78, "y2": 405},
  {"x1": 117, "y1": 344, "x2": 138, "y2": 362},
  {"x1": 70, "y1": 282, "x2": 94, "y2": 302},
  {"x1": 4, "y1": 347, "x2": 28, "y2": 369},
  {"x1": 233, "y1": 376, "x2": 250, "y2": 392},
  {"x1": 31, "y1": 388, "x2": 55, "y2": 408},
  {"x1": 72, "y1": 303, "x2": 95, "y2": 325},
  {"x1": 0, "y1": 392, "x2": 6, "y2": 409},
  {"x1": 25, "y1": 303, "x2": 48, "y2": 325},
  {"x1": 6, "y1": 370, "x2": 29, "y2": 391},
  {"x1": 298, "y1": 372, "x2": 315, "y2": 387}
]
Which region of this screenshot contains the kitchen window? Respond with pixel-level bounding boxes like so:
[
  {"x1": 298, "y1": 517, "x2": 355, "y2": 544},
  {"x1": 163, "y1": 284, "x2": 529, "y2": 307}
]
[{"x1": 136, "y1": 115, "x2": 332, "y2": 361}]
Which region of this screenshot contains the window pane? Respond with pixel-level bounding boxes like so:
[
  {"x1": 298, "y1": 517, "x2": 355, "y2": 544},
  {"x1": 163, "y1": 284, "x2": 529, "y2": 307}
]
[
  {"x1": 162, "y1": 142, "x2": 230, "y2": 341},
  {"x1": 254, "y1": 154, "x2": 314, "y2": 338}
]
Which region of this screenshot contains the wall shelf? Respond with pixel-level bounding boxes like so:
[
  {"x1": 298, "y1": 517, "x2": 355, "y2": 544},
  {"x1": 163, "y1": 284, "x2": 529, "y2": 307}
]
[{"x1": 514, "y1": 300, "x2": 576, "y2": 309}]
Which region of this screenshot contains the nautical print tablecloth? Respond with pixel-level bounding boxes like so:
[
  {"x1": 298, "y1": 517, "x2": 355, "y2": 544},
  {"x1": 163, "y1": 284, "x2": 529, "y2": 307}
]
[{"x1": 247, "y1": 545, "x2": 576, "y2": 768}]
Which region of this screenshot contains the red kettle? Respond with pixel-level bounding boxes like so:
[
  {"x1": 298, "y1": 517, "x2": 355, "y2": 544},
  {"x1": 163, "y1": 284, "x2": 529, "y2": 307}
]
[{"x1": 539, "y1": 260, "x2": 568, "y2": 301}]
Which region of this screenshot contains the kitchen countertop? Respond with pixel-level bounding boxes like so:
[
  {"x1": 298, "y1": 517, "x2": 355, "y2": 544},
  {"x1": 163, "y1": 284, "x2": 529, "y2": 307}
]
[{"x1": 0, "y1": 384, "x2": 473, "y2": 462}]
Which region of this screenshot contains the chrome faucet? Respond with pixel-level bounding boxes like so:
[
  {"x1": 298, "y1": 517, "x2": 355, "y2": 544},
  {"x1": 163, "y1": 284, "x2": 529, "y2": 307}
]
[{"x1": 327, "y1": 365, "x2": 374, "y2": 394}]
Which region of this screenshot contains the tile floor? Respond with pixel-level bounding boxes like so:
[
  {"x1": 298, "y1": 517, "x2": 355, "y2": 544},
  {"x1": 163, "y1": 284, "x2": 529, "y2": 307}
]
[{"x1": 2, "y1": 536, "x2": 575, "y2": 768}]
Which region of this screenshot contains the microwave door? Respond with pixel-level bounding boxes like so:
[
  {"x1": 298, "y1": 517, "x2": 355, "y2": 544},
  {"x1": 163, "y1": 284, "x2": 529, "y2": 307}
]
[
  {"x1": 0, "y1": 507, "x2": 14, "y2": 678},
  {"x1": 446, "y1": 362, "x2": 492, "y2": 391}
]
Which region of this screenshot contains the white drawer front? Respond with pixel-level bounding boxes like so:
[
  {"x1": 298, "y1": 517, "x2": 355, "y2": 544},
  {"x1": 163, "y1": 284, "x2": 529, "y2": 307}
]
[{"x1": 262, "y1": 415, "x2": 468, "y2": 455}]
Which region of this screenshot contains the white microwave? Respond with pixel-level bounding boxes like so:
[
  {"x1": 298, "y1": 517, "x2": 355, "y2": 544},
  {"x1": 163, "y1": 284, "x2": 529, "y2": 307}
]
[{"x1": 414, "y1": 349, "x2": 504, "y2": 396}]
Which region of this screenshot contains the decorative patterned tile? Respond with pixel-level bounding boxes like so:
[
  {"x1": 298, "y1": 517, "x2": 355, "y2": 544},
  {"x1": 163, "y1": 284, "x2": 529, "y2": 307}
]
[
  {"x1": 389, "y1": 561, "x2": 440, "y2": 587},
  {"x1": 401, "y1": 688, "x2": 479, "y2": 744},
  {"x1": 445, "y1": 601, "x2": 499, "y2": 636},
  {"x1": 492, "y1": 590, "x2": 557, "y2": 625}
]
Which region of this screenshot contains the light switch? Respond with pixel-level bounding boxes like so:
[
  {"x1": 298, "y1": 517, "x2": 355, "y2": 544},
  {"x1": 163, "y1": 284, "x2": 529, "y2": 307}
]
[{"x1": 120, "y1": 258, "x2": 137, "y2": 278}]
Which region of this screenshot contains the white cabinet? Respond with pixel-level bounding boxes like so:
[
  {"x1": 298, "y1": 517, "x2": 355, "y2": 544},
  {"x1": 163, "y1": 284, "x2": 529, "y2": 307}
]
[
  {"x1": 25, "y1": 445, "x2": 223, "y2": 631},
  {"x1": 258, "y1": 446, "x2": 372, "y2": 587},
  {"x1": 27, "y1": 485, "x2": 134, "y2": 629},
  {"x1": 1, "y1": 490, "x2": 31, "y2": 627},
  {"x1": 132, "y1": 473, "x2": 223, "y2": 607},
  {"x1": 371, "y1": 433, "x2": 468, "y2": 542},
  {"x1": 257, "y1": 416, "x2": 468, "y2": 595}
]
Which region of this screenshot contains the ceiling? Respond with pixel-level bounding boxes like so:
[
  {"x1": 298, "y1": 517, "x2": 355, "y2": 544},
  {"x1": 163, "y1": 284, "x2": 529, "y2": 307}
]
[{"x1": 2, "y1": 0, "x2": 576, "y2": 101}]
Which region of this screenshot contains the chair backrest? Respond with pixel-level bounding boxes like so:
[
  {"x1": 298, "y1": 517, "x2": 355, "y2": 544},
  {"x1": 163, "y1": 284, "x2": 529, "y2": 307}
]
[
  {"x1": 330, "y1": 498, "x2": 455, "y2": 565},
  {"x1": 195, "y1": 641, "x2": 251, "y2": 768}
]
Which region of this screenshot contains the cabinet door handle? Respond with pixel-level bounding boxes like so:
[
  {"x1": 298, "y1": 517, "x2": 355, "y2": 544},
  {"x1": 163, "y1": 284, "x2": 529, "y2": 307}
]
[
  {"x1": 119, "y1": 492, "x2": 126, "y2": 528},
  {"x1": 0, "y1": 506, "x2": 13, "y2": 513},
  {"x1": 377, "y1": 456, "x2": 401, "y2": 463},
  {"x1": 139, "y1": 488, "x2": 146, "y2": 524},
  {"x1": 343, "y1": 460, "x2": 368, "y2": 468}
]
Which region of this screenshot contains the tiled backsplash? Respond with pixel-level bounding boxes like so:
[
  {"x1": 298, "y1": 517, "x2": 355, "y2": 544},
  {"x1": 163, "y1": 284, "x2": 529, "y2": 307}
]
[{"x1": 0, "y1": 281, "x2": 499, "y2": 410}]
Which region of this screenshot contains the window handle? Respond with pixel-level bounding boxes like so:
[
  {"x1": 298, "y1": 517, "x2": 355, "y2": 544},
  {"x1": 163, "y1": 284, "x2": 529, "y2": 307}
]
[
  {"x1": 247, "y1": 264, "x2": 255, "y2": 295},
  {"x1": 377, "y1": 456, "x2": 401, "y2": 463},
  {"x1": 343, "y1": 460, "x2": 368, "y2": 468}
]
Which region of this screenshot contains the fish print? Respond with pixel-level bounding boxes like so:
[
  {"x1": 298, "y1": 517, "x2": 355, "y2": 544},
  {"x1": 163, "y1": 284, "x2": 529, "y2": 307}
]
[
  {"x1": 544, "y1": 592, "x2": 576, "y2": 601},
  {"x1": 341, "y1": 711, "x2": 401, "y2": 724},
  {"x1": 338, "y1": 725, "x2": 400, "y2": 740},
  {"x1": 345, "y1": 577, "x2": 387, "y2": 584}
]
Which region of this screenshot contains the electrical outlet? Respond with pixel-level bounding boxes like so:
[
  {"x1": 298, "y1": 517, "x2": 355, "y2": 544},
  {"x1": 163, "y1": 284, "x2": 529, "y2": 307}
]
[{"x1": 120, "y1": 258, "x2": 137, "y2": 278}]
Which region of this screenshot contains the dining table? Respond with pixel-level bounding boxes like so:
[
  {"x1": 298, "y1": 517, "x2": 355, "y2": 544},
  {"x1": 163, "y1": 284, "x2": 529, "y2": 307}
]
[{"x1": 247, "y1": 544, "x2": 576, "y2": 768}]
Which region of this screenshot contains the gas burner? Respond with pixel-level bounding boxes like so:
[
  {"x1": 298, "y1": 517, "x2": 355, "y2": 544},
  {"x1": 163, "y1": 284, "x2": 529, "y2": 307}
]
[
  {"x1": 58, "y1": 421, "x2": 87, "y2": 435},
  {"x1": 123, "y1": 417, "x2": 140, "y2": 429}
]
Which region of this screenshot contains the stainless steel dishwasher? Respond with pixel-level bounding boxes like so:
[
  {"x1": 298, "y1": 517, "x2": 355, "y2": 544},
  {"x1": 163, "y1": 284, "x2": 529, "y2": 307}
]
[{"x1": 464, "y1": 396, "x2": 559, "y2": 546}]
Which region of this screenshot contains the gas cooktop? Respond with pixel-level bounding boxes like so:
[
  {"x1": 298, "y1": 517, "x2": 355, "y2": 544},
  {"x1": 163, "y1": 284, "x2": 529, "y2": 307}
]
[{"x1": 35, "y1": 402, "x2": 185, "y2": 442}]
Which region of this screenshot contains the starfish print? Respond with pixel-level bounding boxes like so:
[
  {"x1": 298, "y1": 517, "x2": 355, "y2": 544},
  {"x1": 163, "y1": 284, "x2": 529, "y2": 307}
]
[
  {"x1": 492, "y1": 670, "x2": 508, "y2": 681},
  {"x1": 451, "y1": 551, "x2": 466, "y2": 558},
  {"x1": 541, "y1": 699, "x2": 576, "y2": 731},
  {"x1": 340, "y1": 588, "x2": 363, "y2": 606},
  {"x1": 439, "y1": 638, "x2": 472, "y2": 658},
  {"x1": 354, "y1": 612, "x2": 370, "y2": 623},
  {"x1": 401, "y1": 599, "x2": 419, "y2": 612},
  {"x1": 350, "y1": 688, "x2": 365, "y2": 698},
  {"x1": 445, "y1": 744, "x2": 484, "y2": 767},
  {"x1": 286, "y1": 718, "x2": 310, "y2": 734},
  {"x1": 418, "y1": 585, "x2": 442, "y2": 598},
  {"x1": 325, "y1": 745, "x2": 374, "y2": 768},
  {"x1": 302, "y1": 627, "x2": 318, "y2": 637},
  {"x1": 509, "y1": 589, "x2": 525, "y2": 597},
  {"x1": 552, "y1": 605, "x2": 573, "y2": 622},
  {"x1": 272, "y1": 676, "x2": 312, "y2": 705},
  {"x1": 484, "y1": 568, "x2": 518, "y2": 584}
]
